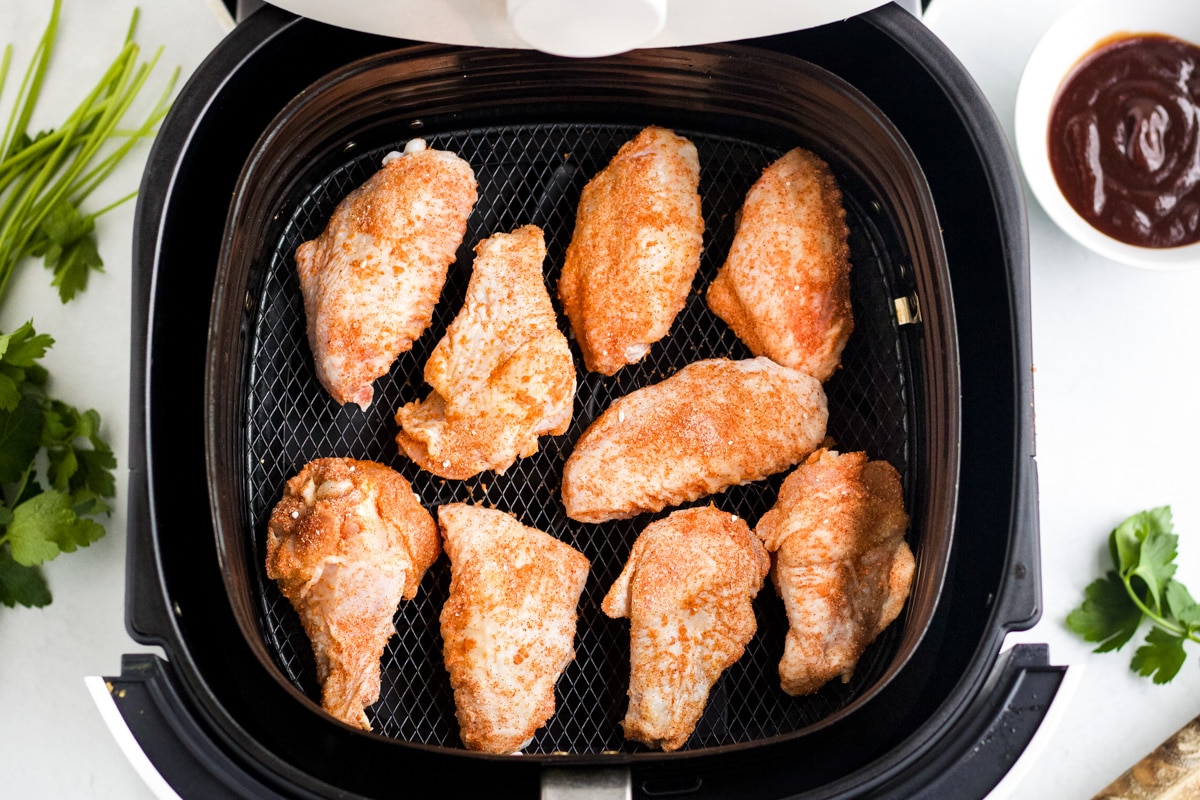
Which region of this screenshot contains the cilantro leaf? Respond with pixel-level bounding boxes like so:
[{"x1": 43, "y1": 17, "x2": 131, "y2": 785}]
[
  {"x1": 1066, "y1": 571, "x2": 1143, "y2": 652},
  {"x1": 1070, "y1": 506, "x2": 1200, "y2": 684},
  {"x1": 43, "y1": 401, "x2": 115, "y2": 498},
  {"x1": 25, "y1": 199, "x2": 93, "y2": 261},
  {"x1": 1135, "y1": 525, "x2": 1179, "y2": 608},
  {"x1": 0, "y1": 394, "x2": 44, "y2": 484},
  {"x1": 6, "y1": 501, "x2": 65, "y2": 565},
  {"x1": 0, "y1": 546, "x2": 51, "y2": 608},
  {"x1": 66, "y1": 487, "x2": 112, "y2": 518},
  {"x1": 25, "y1": 200, "x2": 105, "y2": 303},
  {"x1": 50, "y1": 231, "x2": 103, "y2": 303},
  {"x1": 7, "y1": 489, "x2": 105, "y2": 566},
  {"x1": 0, "y1": 321, "x2": 55, "y2": 367},
  {"x1": 1132, "y1": 627, "x2": 1188, "y2": 684},
  {"x1": 13, "y1": 471, "x2": 44, "y2": 507},
  {"x1": 1110, "y1": 507, "x2": 1173, "y2": 575},
  {"x1": 0, "y1": 372, "x2": 18, "y2": 413},
  {"x1": 0, "y1": 323, "x2": 54, "y2": 411},
  {"x1": 73, "y1": 442, "x2": 116, "y2": 500},
  {"x1": 1166, "y1": 581, "x2": 1200, "y2": 633},
  {"x1": 0, "y1": 322, "x2": 115, "y2": 599}
]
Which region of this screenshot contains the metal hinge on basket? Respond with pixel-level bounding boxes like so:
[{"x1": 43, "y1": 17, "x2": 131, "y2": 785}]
[{"x1": 894, "y1": 293, "x2": 923, "y2": 325}]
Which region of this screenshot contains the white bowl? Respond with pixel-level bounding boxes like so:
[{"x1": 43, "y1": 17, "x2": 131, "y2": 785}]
[{"x1": 1014, "y1": 0, "x2": 1200, "y2": 269}]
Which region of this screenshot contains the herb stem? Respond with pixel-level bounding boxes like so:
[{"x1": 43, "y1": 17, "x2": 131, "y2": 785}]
[
  {"x1": 88, "y1": 189, "x2": 138, "y2": 220},
  {"x1": 0, "y1": 44, "x2": 11, "y2": 115},
  {"x1": 1124, "y1": 576, "x2": 1200, "y2": 643},
  {"x1": 0, "y1": 0, "x2": 57, "y2": 160},
  {"x1": 0, "y1": 0, "x2": 175, "y2": 308}
]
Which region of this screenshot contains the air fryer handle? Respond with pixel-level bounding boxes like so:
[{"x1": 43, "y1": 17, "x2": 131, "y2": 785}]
[
  {"x1": 100, "y1": 645, "x2": 1062, "y2": 799},
  {"x1": 542, "y1": 767, "x2": 632, "y2": 800},
  {"x1": 98, "y1": 654, "x2": 297, "y2": 799},
  {"x1": 542, "y1": 647, "x2": 1064, "y2": 800},
  {"x1": 124, "y1": 468, "x2": 175, "y2": 648},
  {"x1": 992, "y1": 454, "x2": 1042, "y2": 632},
  {"x1": 878, "y1": 643, "x2": 1065, "y2": 800}
]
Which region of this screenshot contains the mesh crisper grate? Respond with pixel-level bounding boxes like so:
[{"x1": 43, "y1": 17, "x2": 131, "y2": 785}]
[{"x1": 245, "y1": 123, "x2": 912, "y2": 754}]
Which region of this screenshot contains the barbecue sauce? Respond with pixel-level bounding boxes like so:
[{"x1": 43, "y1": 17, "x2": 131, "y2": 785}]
[{"x1": 1048, "y1": 34, "x2": 1200, "y2": 248}]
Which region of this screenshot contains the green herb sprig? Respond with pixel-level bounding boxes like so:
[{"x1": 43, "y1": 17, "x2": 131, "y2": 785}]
[
  {"x1": 0, "y1": 1, "x2": 176, "y2": 607},
  {"x1": 0, "y1": 0, "x2": 177, "y2": 302},
  {"x1": 1067, "y1": 506, "x2": 1200, "y2": 683},
  {"x1": 0, "y1": 322, "x2": 115, "y2": 607}
]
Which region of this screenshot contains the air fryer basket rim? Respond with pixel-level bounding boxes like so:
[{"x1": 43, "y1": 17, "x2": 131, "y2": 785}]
[
  {"x1": 205, "y1": 37, "x2": 959, "y2": 756},
  {"x1": 127, "y1": 4, "x2": 1039, "y2": 797}
]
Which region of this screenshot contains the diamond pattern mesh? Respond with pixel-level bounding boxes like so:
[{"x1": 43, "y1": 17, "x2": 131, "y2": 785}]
[{"x1": 244, "y1": 123, "x2": 912, "y2": 753}]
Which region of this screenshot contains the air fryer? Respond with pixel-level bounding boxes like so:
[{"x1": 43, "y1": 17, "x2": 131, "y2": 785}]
[{"x1": 113, "y1": 3, "x2": 1060, "y2": 798}]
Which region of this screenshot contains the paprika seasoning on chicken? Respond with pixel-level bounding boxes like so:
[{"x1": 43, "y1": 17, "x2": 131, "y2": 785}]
[{"x1": 1048, "y1": 33, "x2": 1200, "y2": 248}]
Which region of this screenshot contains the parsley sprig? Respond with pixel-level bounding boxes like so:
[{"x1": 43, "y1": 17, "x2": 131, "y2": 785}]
[
  {"x1": 0, "y1": 2, "x2": 175, "y2": 608},
  {"x1": 0, "y1": 322, "x2": 115, "y2": 607},
  {"x1": 1067, "y1": 507, "x2": 1200, "y2": 683}
]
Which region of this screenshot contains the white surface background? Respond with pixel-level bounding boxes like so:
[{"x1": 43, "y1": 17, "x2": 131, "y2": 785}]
[{"x1": 1, "y1": 1, "x2": 1199, "y2": 798}]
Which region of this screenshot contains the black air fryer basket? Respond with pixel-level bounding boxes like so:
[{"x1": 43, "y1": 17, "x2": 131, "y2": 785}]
[{"x1": 116, "y1": 4, "x2": 1060, "y2": 798}]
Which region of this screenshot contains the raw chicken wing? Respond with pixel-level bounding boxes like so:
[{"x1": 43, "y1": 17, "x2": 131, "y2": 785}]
[
  {"x1": 394, "y1": 225, "x2": 575, "y2": 479},
  {"x1": 558, "y1": 125, "x2": 704, "y2": 375},
  {"x1": 265, "y1": 458, "x2": 440, "y2": 730},
  {"x1": 438, "y1": 503, "x2": 590, "y2": 753},
  {"x1": 561, "y1": 357, "x2": 828, "y2": 522},
  {"x1": 755, "y1": 449, "x2": 914, "y2": 696},
  {"x1": 296, "y1": 139, "x2": 477, "y2": 409},
  {"x1": 601, "y1": 505, "x2": 769, "y2": 751},
  {"x1": 706, "y1": 147, "x2": 852, "y2": 382}
]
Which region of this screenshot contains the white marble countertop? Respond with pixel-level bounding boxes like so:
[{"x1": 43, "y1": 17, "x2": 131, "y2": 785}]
[{"x1": 1, "y1": 1, "x2": 1199, "y2": 797}]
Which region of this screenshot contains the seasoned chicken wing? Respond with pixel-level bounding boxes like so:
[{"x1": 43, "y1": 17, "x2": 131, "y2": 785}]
[
  {"x1": 558, "y1": 125, "x2": 704, "y2": 375},
  {"x1": 265, "y1": 458, "x2": 440, "y2": 730},
  {"x1": 561, "y1": 357, "x2": 828, "y2": 523},
  {"x1": 394, "y1": 225, "x2": 575, "y2": 479},
  {"x1": 438, "y1": 503, "x2": 590, "y2": 753},
  {"x1": 602, "y1": 505, "x2": 769, "y2": 751},
  {"x1": 296, "y1": 139, "x2": 477, "y2": 409},
  {"x1": 755, "y1": 449, "x2": 914, "y2": 696},
  {"x1": 706, "y1": 147, "x2": 852, "y2": 382}
]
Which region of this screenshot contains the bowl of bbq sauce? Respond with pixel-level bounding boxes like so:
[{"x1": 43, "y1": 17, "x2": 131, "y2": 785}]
[{"x1": 1015, "y1": 0, "x2": 1200, "y2": 269}]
